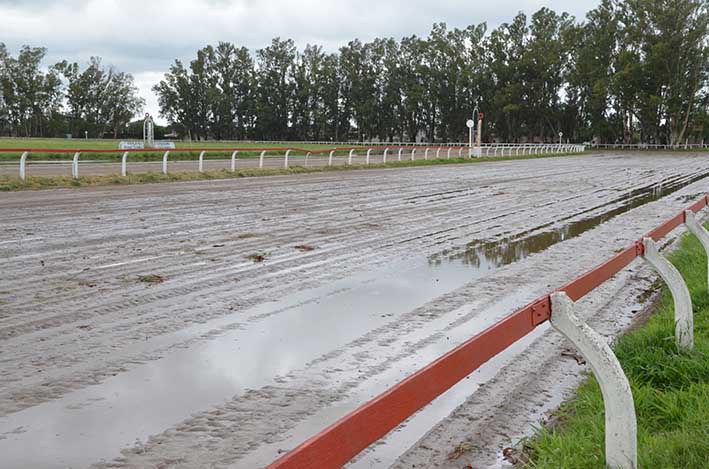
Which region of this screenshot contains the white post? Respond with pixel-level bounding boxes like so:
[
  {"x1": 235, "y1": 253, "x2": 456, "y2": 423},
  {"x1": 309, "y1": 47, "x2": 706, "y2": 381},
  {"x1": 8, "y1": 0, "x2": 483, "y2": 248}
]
[
  {"x1": 72, "y1": 152, "x2": 80, "y2": 179},
  {"x1": 436, "y1": 147, "x2": 441, "y2": 159},
  {"x1": 550, "y1": 292, "x2": 637, "y2": 469},
  {"x1": 231, "y1": 151, "x2": 238, "y2": 172},
  {"x1": 198, "y1": 151, "x2": 206, "y2": 172},
  {"x1": 411, "y1": 149, "x2": 416, "y2": 161},
  {"x1": 19, "y1": 151, "x2": 28, "y2": 180},
  {"x1": 348, "y1": 149, "x2": 355, "y2": 165},
  {"x1": 259, "y1": 150, "x2": 266, "y2": 169},
  {"x1": 121, "y1": 151, "x2": 129, "y2": 177},
  {"x1": 305, "y1": 152, "x2": 310, "y2": 167},
  {"x1": 424, "y1": 148, "x2": 429, "y2": 160},
  {"x1": 685, "y1": 210, "x2": 709, "y2": 289},
  {"x1": 366, "y1": 148, "x2": 372, "y2": 165},
  {"x1": 398, "y1": 148, "x2": 403, "y2": 161},
  {"x1": 162, "y1": 151, "x2": 170, "y2": 174},
  {"x1": 328, "y1": 150, "x2": 334, "y2": 166},
  {"x1": 447, "y1": 148, "x2": 451, "y2": 159},
  {"x1": 458, "y1": 147, "x2": 462, "y2": 158},
  {"x1": 284, "y1": 149, "x2": 291, "y2": 168},
  {"x1": 642, "y1": 238, "x2": 693, "y2": 351},
  {"x1": 383, "y1": 148, "x2": 389, "y2": 163}
]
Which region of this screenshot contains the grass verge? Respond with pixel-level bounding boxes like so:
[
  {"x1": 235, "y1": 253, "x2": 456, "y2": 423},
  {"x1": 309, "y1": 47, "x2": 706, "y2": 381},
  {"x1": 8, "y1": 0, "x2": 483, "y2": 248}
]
[
  {"x1": 0, "y1": 152, "x2": 581, "y2": 192},
  {"x1": 523, "y1": 224, "x2": 709, "y2": 468}
]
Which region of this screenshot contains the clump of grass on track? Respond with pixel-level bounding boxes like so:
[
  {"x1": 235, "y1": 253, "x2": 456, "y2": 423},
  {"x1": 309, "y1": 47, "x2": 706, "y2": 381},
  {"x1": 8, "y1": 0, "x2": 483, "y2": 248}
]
[
  {"x1": 0, "y1": 152, "x2": 583, "y2": 192},
  {"x1": 523, "y1": 224, "x2": 709, "y2": 468}
]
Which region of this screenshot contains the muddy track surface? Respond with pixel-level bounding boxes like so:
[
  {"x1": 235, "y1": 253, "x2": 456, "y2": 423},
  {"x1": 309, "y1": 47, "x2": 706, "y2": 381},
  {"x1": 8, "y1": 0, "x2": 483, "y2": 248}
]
[{"x1": 1, "y1": 152, "x2": 708, "y2": 468}]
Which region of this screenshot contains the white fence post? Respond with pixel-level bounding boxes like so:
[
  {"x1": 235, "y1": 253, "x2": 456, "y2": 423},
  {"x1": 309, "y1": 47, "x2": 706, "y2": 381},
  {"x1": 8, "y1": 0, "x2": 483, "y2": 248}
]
[
  {"x1": 72, "y1": 152, "x2": 80, "y2": 179},
  {"x1": 383, "y1": 147, "x2": 389, "y2": 163},
  {"x1": 436, "y1": 147, "x2": 441, "y2": 159},
  {"x1": 284, "y1": 149, "x2": 291, "y2": 168},
  {"x1": 329, "y1": 150, "x2": 334, "y2": 166},
  {"x1": 305, "y1": 152, "x2": 310, "y2": 167},
  {"x1": 685, "y1": 210, "x2": 709, "y2": 289},
  {"x1": 121, "y1": 151, "x2": 129, "y2": 177},
  {"x1": 447, "y1": 147, "x2": 451, "y2": 159},
  {"x1": 411, "y1": 149, "x2": 416, "y2": 161},
  {"x1": 550, "y1": 292, "x2": 637, "y2": 469},
  {"x1": 259, "y1": 150, "x2": 266, "y2": 169},
  {"x1": 162, "y1": 151, "x2": 170, "y2": 175},
  {"x1": 424, "y1": 148, "x2": 429, "y2": 160},
  {"x1": 198, "y1": 151, "x2": 206, "y2": 172},
  {"x1": 642, "y1": 238, "x2": 693, "y2": 351},
  {"x1": 398, "y1": 148, "x2": 403, "y2": 161},
  {"x1": 348, "y1": 149, "x2": 355, "y2": 165},
  {"x1": 366, "y1": 148, "x2": 372, "y2": 165},
  {"x1": 231, "y1": 151, "x2": 238, "y2": 172},
  {"x1": 19, "y1": 151, "x2": 28, "y2": 180}
]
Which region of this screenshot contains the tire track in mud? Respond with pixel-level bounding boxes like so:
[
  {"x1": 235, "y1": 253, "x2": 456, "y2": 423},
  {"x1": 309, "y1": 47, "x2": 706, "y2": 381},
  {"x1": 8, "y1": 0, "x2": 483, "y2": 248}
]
[{"x1": 0, "y1": 153, "x2": 708, "y2": 468}]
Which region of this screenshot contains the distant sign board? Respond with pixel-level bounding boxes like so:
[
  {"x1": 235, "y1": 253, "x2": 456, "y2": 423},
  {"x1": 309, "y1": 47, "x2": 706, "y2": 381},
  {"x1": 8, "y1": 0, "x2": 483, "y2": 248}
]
[
  {"x1": 153, "y1": 141, "x2": 176, "y2": 149},
  {"x1": 119, "y1": 141, "x2": 145, "y2": 150}
]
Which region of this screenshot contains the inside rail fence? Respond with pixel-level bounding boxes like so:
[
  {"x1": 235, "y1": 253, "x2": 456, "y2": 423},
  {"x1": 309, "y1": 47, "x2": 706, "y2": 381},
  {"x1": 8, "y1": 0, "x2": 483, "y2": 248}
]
[
  {"x1": 591, "y1": 143, "x2": 709, "y2": 150},
  {"x1": 0, "y1": 143, "x2": 585, "y2": 180},
  {"x1": 267, "y1": 194, "x2": 709, "y2": 469}
]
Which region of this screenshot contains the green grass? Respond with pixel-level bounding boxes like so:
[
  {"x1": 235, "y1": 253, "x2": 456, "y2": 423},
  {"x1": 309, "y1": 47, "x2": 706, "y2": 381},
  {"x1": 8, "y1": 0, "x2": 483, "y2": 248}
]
[
  {"x1": 0, "y1": 137, "x2": 357, "y2": 161},
  {"x1": 0, "y1": 152, "x2": 581, "y2": 192},
  {"x1": 524, "y1": 225, "x2": 709, "y2": 468}
]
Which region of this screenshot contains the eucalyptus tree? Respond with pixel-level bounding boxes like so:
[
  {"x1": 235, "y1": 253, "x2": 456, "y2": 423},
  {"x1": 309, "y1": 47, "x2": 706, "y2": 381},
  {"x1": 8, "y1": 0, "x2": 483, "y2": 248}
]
[
  {"x1": 57, "y1": 57, "x2": 144, "y2": 138},
  {"x1": 569, "y1": 0, "x2": 621, "y2": 143},
  {"x1": 620, "y1": 0, "x2": 709, "y2": 144},
  {"x1": 254, "y1": 37, "x2": 296, "y2": 140},
  {"x1": 0, "y1": 45, "x2": 63, "y2": 137}
]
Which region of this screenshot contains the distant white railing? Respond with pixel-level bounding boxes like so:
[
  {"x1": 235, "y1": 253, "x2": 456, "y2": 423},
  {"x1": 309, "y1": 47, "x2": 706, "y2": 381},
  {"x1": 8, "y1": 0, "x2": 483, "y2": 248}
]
[
  {"x1": 591, "y1": 143, "x2": 708, "y2": 150},
  {"x1": 5, "y1": 143, "x2": 585, "y2": 180}
]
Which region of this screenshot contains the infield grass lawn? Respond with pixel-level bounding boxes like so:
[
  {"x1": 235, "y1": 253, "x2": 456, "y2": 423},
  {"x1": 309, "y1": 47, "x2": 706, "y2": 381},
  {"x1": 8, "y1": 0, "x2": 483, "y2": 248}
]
[
  {"x1": 523, "y1": 224, "x2": 709, "y2": 468},
  {"x1": 0, "y1": 138, "x2": 351, "y2": 161}
]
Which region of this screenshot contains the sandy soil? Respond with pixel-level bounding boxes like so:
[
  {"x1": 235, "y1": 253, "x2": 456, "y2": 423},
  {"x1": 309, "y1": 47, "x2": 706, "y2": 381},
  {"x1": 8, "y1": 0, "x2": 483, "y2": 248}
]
[{"x1": 0, "y1": 152, "x2": 707, "y2": 468}]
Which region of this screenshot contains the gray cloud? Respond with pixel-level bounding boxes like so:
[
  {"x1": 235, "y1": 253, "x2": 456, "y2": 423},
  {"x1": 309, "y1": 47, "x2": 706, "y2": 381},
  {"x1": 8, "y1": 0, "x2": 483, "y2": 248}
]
[{"x1": 1, "y1": 0, "x2": 599, "y2": 121}]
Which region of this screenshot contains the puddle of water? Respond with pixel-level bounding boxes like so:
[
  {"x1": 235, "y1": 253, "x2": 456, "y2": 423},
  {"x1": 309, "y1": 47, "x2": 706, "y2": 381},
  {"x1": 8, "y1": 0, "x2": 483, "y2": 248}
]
[
  {"x1": 238, "y1": 291, "x2": 541, "y2": 468},
  {"x1": 0, "y1": 258, "x2": 489, "y2": 468},
  {"x1": 432, "y1": 172, "x2": 709, "y2": 267},
  {"x1": 1, "y1": 171, "x2": 706, "y2": 468}
]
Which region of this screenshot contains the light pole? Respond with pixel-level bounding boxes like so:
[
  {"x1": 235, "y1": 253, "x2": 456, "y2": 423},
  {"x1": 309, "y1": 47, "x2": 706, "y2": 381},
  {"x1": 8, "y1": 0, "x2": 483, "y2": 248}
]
[
  {"x1": 559, "y1": 131, "x2": 563, "y2": 145},
  {"x1": 467, "y1": 119, "x2": 475, "y2": 157}
]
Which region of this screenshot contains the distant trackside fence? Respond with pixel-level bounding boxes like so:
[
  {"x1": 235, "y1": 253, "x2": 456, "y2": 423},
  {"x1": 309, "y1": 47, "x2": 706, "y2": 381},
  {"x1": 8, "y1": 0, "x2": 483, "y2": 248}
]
[
  {"x1": 0, "y1": 143, "x2": 585, "y2": 180},
  {"x1": 267, "y1": 195, "x2": 709, "y2": 469}
]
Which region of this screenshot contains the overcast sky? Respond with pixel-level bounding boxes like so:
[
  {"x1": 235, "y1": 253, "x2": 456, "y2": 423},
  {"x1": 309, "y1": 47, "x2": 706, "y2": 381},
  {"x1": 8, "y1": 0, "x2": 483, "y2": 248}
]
[{"x1": 1, "y1": 0, "x2": 600, "y2": 122}]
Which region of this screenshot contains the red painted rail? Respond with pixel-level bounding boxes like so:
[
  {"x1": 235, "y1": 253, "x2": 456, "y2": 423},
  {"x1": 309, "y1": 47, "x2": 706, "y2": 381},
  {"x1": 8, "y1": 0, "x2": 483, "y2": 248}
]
[{"x1": 268, "y1": 194, "x2": 709, "y2": 469}]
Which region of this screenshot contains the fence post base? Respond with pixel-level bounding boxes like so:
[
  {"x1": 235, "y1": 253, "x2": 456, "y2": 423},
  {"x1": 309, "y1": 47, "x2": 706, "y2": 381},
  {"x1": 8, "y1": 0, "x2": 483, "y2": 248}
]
[
  {"x1": 72, "y1": 152, "x2": 80, "y2": 179},
  {"x1": 685, "y1": 210, "x2": 709, "y2": 289},
  {"x1": 162, "y1": 151, "x2": 170, "y2": 174},
  {"x1": 231, "y1": 151, "x2": 238, "y2": 172},
  {"x1": 198, "y1": 151, "x2": 206, "y2": 172},
  {"x1": 550, "y1": 292, "x2": 637, "y2": 469},
  {"x1": 19, "y1": 151, "x2": 28, "y2": 180},
  {"x1": 121, "y1": 152, "x2": 128, "y2": 177},
  {"x1": 642, "y1": 238, "x2": 693, "y2": 350}
]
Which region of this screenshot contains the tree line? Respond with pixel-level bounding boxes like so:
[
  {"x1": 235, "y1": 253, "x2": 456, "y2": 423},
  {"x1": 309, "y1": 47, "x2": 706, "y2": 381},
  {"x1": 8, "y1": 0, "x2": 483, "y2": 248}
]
[
  {"x1": 2, "y1": 0, "x2": 707, "y2": 144},
  {"x1": 154, "y1": 0, "x2": 708, "y2": 145},
  {"x1": 0, "y1": 45, "x2": 144, "y2": 138}
]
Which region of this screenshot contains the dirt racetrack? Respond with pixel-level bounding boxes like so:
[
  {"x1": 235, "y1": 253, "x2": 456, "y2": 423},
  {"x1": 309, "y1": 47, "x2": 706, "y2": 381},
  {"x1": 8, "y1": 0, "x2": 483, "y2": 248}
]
[{"x1": 1, "y1": 152, "x2": 708, "y2": 468}]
